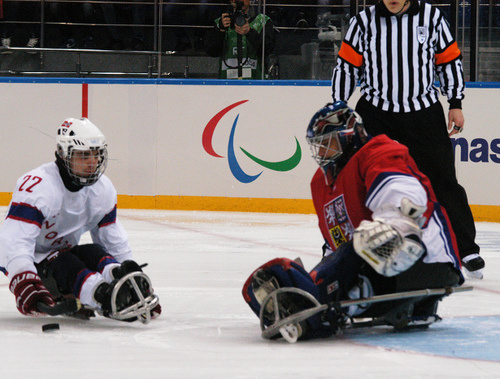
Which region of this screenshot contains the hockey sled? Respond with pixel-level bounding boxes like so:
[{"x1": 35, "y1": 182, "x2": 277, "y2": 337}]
[
  {"x1": 108, "y1": 271, "x2": 160, "y2": 324},
  {"x1": 259, "y1": 286, "x2": 473, "y2": 343},
  {"x1": 37, "y1": 272, "x2": 160, "y2": 324}
]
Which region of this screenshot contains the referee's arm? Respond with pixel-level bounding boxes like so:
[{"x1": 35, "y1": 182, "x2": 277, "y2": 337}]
[
  {"x1": 435, "y1": 16, "x2": 465, "y2": 134},
  {"x1": 331, "y1": 19, "x2": 363, "y2": 103}
]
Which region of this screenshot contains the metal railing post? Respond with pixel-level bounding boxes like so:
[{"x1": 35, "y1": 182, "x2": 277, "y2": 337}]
[
  {"x1": 261, "y1": 0, "x2": 265, "y2": 80},
  {"x1": 157, "y1": 0, "x2": 163, "y2": 78},
  {"x1": 76, "y1": 52, "x2": 82, "y2": 77},
  {"x1": 470, "y1": 0, "x2": 479, "y2": 81},
  {"x1": 350, "y1": 0, "x2": 359, "y2": 17},
  {"x1": 450, "y1": 0, "x2": 459, "y2": 41},
  {"x1": 40, "y1": 0, "x2": 46, "y2": 70}
]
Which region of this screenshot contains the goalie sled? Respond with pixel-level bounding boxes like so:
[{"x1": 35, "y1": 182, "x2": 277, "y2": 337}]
[{"x1": 259, "y1": 286, "x2": 473, "y2": 343}]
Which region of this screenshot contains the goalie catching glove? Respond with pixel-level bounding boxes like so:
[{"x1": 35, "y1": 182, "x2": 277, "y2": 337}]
[{"x1": 353, "y1": 198, "x2": 426, "y2": 277}]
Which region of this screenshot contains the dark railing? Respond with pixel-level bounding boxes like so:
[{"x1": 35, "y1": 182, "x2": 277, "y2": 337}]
[{"x1": 0, "y1": 0, "x2": 498, "y2": 81}]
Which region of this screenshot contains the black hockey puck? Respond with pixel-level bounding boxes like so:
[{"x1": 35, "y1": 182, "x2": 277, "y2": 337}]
[{"x1": 42, "y1": 323, "x2": 60, "y2": 332}]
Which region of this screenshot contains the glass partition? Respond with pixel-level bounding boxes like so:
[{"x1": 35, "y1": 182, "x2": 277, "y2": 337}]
[{"x1": 0, "y1": 0, "x2": 498, "y2": 81}]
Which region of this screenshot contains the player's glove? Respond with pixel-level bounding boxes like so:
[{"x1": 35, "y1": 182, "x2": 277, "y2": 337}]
[{"x1": 9, "y1": 271, "x2": 55, "y2": 316}]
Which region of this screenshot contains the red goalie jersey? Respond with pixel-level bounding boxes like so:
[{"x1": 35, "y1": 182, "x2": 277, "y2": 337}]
[{"x1": 311, "y1": 134, "x2": 461, "y2": 270}]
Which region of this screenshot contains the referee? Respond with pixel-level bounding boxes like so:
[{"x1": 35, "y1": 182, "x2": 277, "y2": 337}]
[{"x1": 331, "y1": 0, "x2": 485, "y2": 279}]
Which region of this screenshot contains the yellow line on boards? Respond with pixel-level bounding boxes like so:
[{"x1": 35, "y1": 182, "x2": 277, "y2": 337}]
[
  {"x1": 469, "y1": 204, "x2": 500, "y2": 222},
  {"x1": 116, "y1": 195, "x2": 316, "y2": 214}
]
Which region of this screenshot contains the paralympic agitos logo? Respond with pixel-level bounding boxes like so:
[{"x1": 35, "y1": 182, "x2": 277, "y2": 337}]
[{"x1": 202, "y1": 100, "x2": 302, "y2": 183}]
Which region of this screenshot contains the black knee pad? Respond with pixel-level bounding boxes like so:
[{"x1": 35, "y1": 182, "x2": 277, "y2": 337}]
[{"x1": 69, "y1": 244, "x2": 117, "y2": 272}]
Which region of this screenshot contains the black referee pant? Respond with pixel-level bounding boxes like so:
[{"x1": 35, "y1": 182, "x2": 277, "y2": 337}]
[{"x1": 355, "y1": 97, "x2": 479, "y2": 260}]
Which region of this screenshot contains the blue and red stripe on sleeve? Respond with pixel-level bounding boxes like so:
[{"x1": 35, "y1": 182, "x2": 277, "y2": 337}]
[
  {"x1": 7, "y1": 202, "x2": 45, "y2": 228},
  {"x1": 98, "y1": 205, "x2": 117, "y2": 228}
]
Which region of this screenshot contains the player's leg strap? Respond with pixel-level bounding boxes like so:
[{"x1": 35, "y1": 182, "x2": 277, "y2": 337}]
[
  {"x1": 37, "y1": 245, "x2": 120, "y2": 296},
  {"x1": 66, "y1": 244, "x2": 119, "y2": 274}
]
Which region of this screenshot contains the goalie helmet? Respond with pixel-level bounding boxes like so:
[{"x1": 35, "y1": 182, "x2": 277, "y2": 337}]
[
  {"x1": 306, "y1": 101, "x2": 369, "y2": 181},
  {"x1": 56, "y1": 118, "x2": 108, "y2": 187}
]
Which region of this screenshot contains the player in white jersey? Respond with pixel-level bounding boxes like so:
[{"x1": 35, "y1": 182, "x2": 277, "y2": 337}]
[
  {"x1": 243, "y1": 102, "x2": 463, "y2": 341},
  {"x1": 0, "y1": 118, "x2": 161, "y2": 322}
]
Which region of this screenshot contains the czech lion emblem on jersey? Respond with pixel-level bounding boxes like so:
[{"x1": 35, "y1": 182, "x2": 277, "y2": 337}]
[{"x1": 324, "y1": 195, "x2": 355, "y2": 249}]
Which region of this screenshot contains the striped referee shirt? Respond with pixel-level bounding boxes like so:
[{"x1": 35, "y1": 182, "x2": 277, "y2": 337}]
[{"x1": 331, "y1": 0, "x2": 465, "y2": 113}]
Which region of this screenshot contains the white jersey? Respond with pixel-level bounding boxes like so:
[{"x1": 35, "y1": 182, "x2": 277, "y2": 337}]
[{"x1": 0, "y1": 162, "x2": 132, "y2": 279}]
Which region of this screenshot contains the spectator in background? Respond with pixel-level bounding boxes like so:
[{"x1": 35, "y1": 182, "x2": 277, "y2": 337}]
[
  {"x1": 205, "y1": 0, "x2": 275, "y2": 79},
  {"x1": 1, "y1": 0, "x2": 40, "y2": 50}
]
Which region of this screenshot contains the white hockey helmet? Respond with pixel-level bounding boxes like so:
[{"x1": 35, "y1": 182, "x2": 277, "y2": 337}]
[{"x1": 56, "y1": 118, "x2": 108, "y2": 186}]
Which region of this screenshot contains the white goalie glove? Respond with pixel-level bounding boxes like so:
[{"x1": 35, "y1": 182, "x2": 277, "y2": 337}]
[{"x1": 353, "y1": 198, "x2": 427, "y2": 277}]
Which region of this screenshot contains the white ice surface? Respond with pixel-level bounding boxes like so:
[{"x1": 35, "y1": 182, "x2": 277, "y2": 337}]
[{"x1": 0, "y1": 208, "x2": 499, "y2": 378}]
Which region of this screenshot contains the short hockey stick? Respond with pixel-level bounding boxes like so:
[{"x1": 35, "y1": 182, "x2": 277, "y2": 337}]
[{"x1": 37, "y1": 298, "x2": 82, "y2": 316}]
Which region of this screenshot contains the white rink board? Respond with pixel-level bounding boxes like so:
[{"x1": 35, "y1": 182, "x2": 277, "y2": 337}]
[
  {"x1": 155, "y1": 84, "x2": 332, "y2": 199},
  {"x1": 0, "y1": 80, "x2": 498, "y2": 206},
  {"x1": 452, "y1": 87, "x2": 500, "y2": 206}
]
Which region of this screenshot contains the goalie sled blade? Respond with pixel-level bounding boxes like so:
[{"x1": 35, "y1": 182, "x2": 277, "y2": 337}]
[
  {"x1": 279, "y1": 324, "x2": 301, "y2": 343},
  {"x1": 261, "y1": 304, "x2": 328, "y2": 340},
  {"x1": 37, "y1": 298, "x2": 82, "y2": 316}
]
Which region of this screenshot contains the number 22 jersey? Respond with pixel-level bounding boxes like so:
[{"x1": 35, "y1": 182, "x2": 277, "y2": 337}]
[{"x1": 0, "y1": 161, "x2": 132, "y2": 279}]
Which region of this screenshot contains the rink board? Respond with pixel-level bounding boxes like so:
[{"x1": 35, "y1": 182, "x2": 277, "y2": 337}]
[{"x1": 0, "y1": 79, "x2": 498, "y2": 220}]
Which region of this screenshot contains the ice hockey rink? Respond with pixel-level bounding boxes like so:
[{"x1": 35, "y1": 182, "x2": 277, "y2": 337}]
[{"x1": 0, "y1": 207, "x2": 499, "y2": 378}]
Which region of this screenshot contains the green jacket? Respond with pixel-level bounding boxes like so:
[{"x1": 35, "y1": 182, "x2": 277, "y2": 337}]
[{"x1": 206, "y1": 14, "x2": 275, "y2": 80}]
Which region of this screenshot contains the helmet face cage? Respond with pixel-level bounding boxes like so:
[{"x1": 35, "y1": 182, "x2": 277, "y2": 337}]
[
  {"x1": 56, "y1": 118, "x2": 108, "y2": 187},
  {"x1": 307, "y1": 130, "x2": 343, "y2": 168},
  {"x1": 64, "y1": 146, "x2": 108, "y2": 187},
  {"x1": 306, "y1": 102, "x2": 360, "y2": 170}
]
